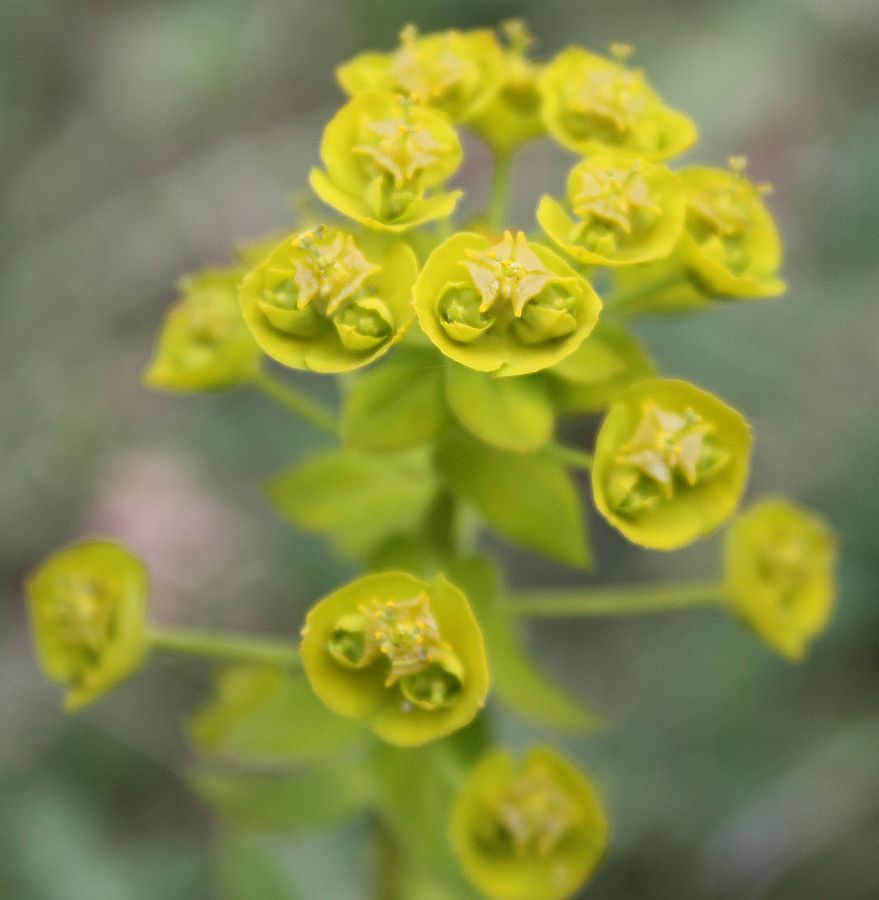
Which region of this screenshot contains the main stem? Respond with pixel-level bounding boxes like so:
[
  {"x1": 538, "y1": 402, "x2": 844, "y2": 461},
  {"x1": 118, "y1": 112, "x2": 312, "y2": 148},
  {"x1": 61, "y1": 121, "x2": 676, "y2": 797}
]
[
  {"x1": 488, "y1": 151, "x2": 513, "y2": 232},
  {"x1": 149, "y1": 627, "x2": 299, "y2": 667},
  {"x1": 253, "y1": 369, "x2": 339, "y2": 436},
  {"x1": 507, "y1": 580, "x2": 728, "y2": 617}
]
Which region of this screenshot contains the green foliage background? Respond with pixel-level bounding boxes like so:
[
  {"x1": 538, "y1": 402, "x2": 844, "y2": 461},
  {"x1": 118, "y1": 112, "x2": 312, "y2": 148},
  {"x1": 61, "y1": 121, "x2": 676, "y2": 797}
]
[{"x1": 1, "y1": 0, "x2": 877, "y2": 897}]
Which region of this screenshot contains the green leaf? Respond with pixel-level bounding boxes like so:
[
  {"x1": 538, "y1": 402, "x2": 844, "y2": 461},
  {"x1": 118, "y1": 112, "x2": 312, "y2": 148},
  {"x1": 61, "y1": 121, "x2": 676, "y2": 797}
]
[
  {"x1": 445, "y1": 363, "x2": 554, "y2": 452},
  {"x1": 435, "y1": 430, "x2": 591, "y2": 567},
  {"x1": 447, "y1": 557, "x2": 605, "y2": 732},
  {"x1": 217, "y1": 835, "x2": 302, "y2": 900},
  {"x1": 265, "y1": 449, "x2": 436, "y2": 558},
  {"x1": 343, "y1": 347, "x2": 451, "y2": 453},
  {"x1": 188, "y1": 666, "x2": 365, "y2": 765},
  {"x1": 191, "y1": 764, "x2": 370, "y2": 832}
]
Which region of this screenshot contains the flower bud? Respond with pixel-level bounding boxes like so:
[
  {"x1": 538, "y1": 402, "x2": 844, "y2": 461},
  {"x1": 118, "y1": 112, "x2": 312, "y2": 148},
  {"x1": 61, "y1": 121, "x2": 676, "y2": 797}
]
[
  {"x1": 725, "y1": 498, "x2": 837, "y2": 660},
  {"x1": 538, "y1": 155, "x2": 685, "y2": 266},
  {"x1": 414, "y1": 231, "x2": 601, "y2": 377},
  {"x1": 592, "y1": 379, "x2": 752, "y2": 549},
  {"x1": 450, "y1": 746, "x2": 609, "y2": 900},
  {"x1": 239, "y1": 225, "x2": 417, "y2": 372},
  {"x1": 337, "y1": 25, "x2": 504, "y2": 123},
  {"x1": 300, "y1": 571, "x2": 489, "y2": 746},
  {"x1": 144, "y1": 268, "x2": 260, "y2": 392},
  {"x1": 308, "y1": 92, "x2": 463, "y2": 231},
  {"x1": 539, "y1": 46, "x2": 696, "y2": 160},
  {"x1": 24, "y1": 541, "x2": 149, "y2": 710}
]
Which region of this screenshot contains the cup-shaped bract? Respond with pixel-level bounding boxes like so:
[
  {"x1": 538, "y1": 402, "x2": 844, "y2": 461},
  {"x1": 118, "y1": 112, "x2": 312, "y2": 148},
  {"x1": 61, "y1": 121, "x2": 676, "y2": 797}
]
[
  {"x1": 725, "y1": 498, "x2": 837, "y2": 660},
  {"x1": 24, "y1": 541, "x2": 149, "y2": 711},
  {"x1": 144, "y1": 268, "x2": 261, "y2": 392},
  {"x1": 300, "y1": 571, "x2": 489, "y2": 746},
  {"x1": 309, "y1": 92, "x2": 463, "y2": 232},
  {"x1": 548, "y1": 320, "x2": 657, "y2": 413},
  {"x1": 450, "y1": 746, "x2": 609, "y2": 900},
  {"x1": 337, "y1": 24, "x2": 504, "y2": 123},
  {"x1": 539, "y1": 46, "x2": 696, "y2": 160},
  {"x1": 679, "y1": 160, "x2": 786, "y2": 299},
  {"x1": 468, "y1": 21, "x2": 546, "y2": 154},
  {"x1": 414, "y1": 231, "x2": 602, "y2": 377},
  {"x1": 239, "y1": 225, "x2": 417, "y2": 372},
  {"x1": 592, "y1": 379, "x2": 752, "y2": 549},
  {"x1": 537, "y1": 155, "x2": 685, "y2": 266}
]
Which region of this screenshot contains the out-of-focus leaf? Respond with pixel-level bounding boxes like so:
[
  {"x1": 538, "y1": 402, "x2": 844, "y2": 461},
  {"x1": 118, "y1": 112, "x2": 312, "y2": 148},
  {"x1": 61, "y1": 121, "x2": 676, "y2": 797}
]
[
  {"x1": 188, "y1": 666, "x2": 365, "y2": 765},
  {"x1": 191, "y1": 764, "x2": 370, "y2": 832},
  {"x1": 448, "y1": 557, "x2": 605, "y2": 732},
  {"x1": 342, "y1": 347, "x2": 450, "y2": 453},
  {"x1": 445, "y1": 363, "x2": 554, "y2": 452},
  {"x1": 218, "y1": 834, "x2": 301, "y2": 900},
  {"x1": 436, "y1": 430, "x2": 590, "y2": 567},
  {"x1": 265, "y1": 449, "x2": 436, "y2": 558}
]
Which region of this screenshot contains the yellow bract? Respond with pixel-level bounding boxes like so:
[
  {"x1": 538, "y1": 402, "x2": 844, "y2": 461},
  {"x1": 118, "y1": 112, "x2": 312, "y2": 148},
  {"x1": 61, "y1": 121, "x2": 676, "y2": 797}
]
[
  {"x1": 337, "y1": 25, "x2": 504, "y2": 123},
  {"x1": 725, "y1": 498, "x2": 837, "y2": 660},
  {"x1": 300, "y1": 571, "x2": 489, "y2": 746},
  {"x1": 25, "y1": 541, "x2": 149, "y2": 710},
  {"x1": 680, "y1": 159, "x2": 786, "y2": 298},
  {"x1": 450, "y1": 746, "x2": 609, "y2": 900},
  {"x1": 539, "y1": 46, "x2": 697, "y2": 160},
  {"x1": 592, "y1": 379, "x2": 752, "y2": 549},
  {"x1": 239, "y1": 225, "x2": 417, "y2": 372}
]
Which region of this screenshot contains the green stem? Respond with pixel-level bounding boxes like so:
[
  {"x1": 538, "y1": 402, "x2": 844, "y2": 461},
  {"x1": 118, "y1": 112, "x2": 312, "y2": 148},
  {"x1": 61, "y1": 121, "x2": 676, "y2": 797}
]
[
  {"x1": 487, "y1": 151, "x2": 513, "y2": 232},
  {"x1": 148, "y1": 627, "x2": 299, "y2": 667},
  {"x1": 252, "y1": 369, "x2": 339, "y2": 436},
  {"x1": 507, "y1": 580, "x2": 728, "y2": 618},
  {"x1": 603, "y1": 270, "x2": 689, "y2": 317},
  {"x1": 545, "y1": 443, "x2": 594, "y2": 471}
]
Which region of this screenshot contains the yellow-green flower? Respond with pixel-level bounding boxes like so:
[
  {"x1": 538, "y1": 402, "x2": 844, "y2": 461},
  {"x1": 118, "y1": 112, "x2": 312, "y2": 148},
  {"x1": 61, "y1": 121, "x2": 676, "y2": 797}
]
[
  {"x1": 450, "y1": 746, "x2": 609, "y2": 900},
  {"x1": 725, "y1": 498, "x2": 837, "y2": 660},
  {"x1": 548, "y1": 320, "x2": 657, "y2": 413},
  {"x1": 679, "y1": 158, "x2": 786, "y2": 298},
  {"x1": 539, "y1": 45, "x2": 697, "y2": 160},
  {"x1": 537, "y1": 155, "x2": 685, "y2": 266},
  {"x1": 144, "y1": 268, "x2": 261, "y2": 392},
  {"x1": 309, "y1": 92, "x2": 462, "y2": 232},
  {"x1": 239, "y1": 225, "x2": 418, "y2": 372},
  {"x1": 300, "y1": 571, "x2": 489, "y2": 746},
  {"x1": 468, "y1": 21, "x2": 546, "y2": 154},
  {"x1": 592, "y1": 379, "x2": 752, "y2": 549},
  {"x1": 337, "y1": 24, "x2": 504, "y2": 123},
  {"x1": 24, "y1": 541, "x2": 149, "y2": 710},
  {"x1": 414, "y1": 231, "x2": 602, "y2": 377}
]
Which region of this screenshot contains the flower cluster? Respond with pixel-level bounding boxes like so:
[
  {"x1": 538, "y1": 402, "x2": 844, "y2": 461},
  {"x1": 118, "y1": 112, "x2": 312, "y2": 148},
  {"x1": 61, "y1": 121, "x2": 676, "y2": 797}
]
[{"x1": 23, "y1": 21, "x2": 836, "y2": 900}]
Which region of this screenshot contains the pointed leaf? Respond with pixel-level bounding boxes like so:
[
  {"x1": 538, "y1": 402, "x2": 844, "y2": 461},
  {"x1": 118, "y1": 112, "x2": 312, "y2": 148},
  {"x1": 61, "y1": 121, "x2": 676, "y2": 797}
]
[
  {"x1": 436, "y1": 430, "x2": 590, "y2": 567},
  {"x1": 445, "y1": 364, "x2": 554, "y2": 452},
  {"x1": 343, "y1": 347, "x2": 451, "y2": 453},
  {"x1": 265, "y1": 449, "x2": 435, "y2": 558},
  {"x1": 188, "y1": 666, "x2": 365, "y2": 765},
  {"x1": 191, "y1": 764, "x2": 370, "y2": 832}
]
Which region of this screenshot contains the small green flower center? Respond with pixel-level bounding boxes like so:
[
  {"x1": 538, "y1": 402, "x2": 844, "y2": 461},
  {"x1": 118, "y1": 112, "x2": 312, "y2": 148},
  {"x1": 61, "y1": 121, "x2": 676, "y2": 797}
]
[
  {"x1": 327, "y1": 593, "x2": 465, "y2": 709},
  {"x1": 392, "y1": 25, "x2": 478, "y2": 106},
  {"x1": 186, "y1": 289, "x2": 237, "y2": 345},
  {"x1": 353, "y1": 99, "x2": 449, "y2": 190},
  {"x1": 491, "y1": 766, "x2": 580, "y2": 859},
  {"x1": 567, "y1": 53, "x2": 650, "y2": 135},
  {"x1": 609, "y1": 401, "x2": 729, "y2": 514},
  {"x1": 571, "y1": 163, "x2": 660, "y2": 235},
  {"x1": 757, "y1": 531, "x2": 811, "y2": 606},
  {"x1": 48, "y1": 575, "x2": 115, "y2": 655},
  {"x1": 463, "y1": 231, "x2": 559, "y2": 317}
]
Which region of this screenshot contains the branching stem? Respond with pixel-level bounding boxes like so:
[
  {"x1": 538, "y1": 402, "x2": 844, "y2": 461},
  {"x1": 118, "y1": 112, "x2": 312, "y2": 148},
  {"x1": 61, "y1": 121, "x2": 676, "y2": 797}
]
[
  {"x1": 148, "y1": 627, "x2": 299, "y2": 667},
  {"x1": 253, "y1": 369, "x2": 339, "y2": 435}
]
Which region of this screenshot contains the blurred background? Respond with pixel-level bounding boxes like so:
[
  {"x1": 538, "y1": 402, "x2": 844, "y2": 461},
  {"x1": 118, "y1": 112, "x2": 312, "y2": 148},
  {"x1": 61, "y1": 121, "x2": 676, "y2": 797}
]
[{"x1": 1, "y1": 0, "x2": 877, "y2": 897}]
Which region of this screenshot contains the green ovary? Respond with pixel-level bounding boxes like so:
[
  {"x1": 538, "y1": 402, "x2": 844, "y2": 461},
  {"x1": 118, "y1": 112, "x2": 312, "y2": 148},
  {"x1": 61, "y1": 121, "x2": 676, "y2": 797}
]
[{"x1": 438, "y1": 284, "x2": 496, "y2": 343}]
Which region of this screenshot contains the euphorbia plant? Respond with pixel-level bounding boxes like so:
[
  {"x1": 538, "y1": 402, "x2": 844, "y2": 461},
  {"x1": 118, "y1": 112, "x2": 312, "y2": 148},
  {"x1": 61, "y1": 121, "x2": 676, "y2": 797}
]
[{"x1": 24, "y1": 21, "x2": 837, "y2": 899}]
